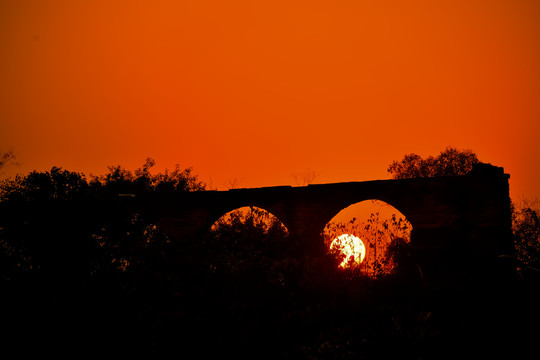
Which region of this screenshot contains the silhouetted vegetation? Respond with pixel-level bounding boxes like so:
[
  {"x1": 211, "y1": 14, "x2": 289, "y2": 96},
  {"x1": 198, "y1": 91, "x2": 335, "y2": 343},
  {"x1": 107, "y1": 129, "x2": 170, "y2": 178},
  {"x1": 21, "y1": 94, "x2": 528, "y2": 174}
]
[
  {"x1": 0, "y1": 159, "x2": 204, "y2": 280},
  {"x1": 512, "y1": 199, "x2": 540, "y2": 277},
  {"x1": 0, "y1": 150, "x2": 16, "y2": 173},
  {"x1": 207, "y1": 207, "x2": 294, "y2": 281},
  {"x1": 0, "y1": 154, "x2": 538, "y2": 358},
  {"x1": 324, "y1": 212, "x2": 412, "y2": 278},
  {"x1": 387, "y1": 146, "x2": 479, "y2": 179}
]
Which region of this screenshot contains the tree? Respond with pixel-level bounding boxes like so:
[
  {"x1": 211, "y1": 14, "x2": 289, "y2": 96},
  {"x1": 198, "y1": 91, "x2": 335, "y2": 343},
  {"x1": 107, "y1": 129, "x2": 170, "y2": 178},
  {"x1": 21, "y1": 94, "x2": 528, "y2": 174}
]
[
  {"x1": 512, "y1": 199, "x2": 540, "y2": 274},
  {"x1": 207, "y1": 207, "x2": 294, "y2": 284},
  {"x1": 387, "y1": 147, "x2": 479, "y2": 179},
  {"x1": 0, "y1": 150, "x2": 16, "y2": 169},
  {"x1": 0, "y1": 167, "x2": 94, "y2": 278},
  {"x1": 292, "y1": 168, "x2": 318, "y2": 186},
  {"x1": 0, "y1": 150, "x2": 16, "y2": 176},
  {"x1": 89, "y1": 158, "x2": 206, "y2": 196},
  {"x1": 0, "y1": 159, "x2": 205, "y2": 279},
  {"x1": 1, "y1": 166, "x2": 89, "y2": 202},
  {"x1": 324, "y1": 212, "x2": 412, "y2": 278}
]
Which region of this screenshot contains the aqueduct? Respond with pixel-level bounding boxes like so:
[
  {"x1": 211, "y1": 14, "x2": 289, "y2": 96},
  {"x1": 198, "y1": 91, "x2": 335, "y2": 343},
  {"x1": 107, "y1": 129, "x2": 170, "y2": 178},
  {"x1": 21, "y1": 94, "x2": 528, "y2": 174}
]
[{"x1": 145, "y1": 164, "x2": 513, "y2": 278}]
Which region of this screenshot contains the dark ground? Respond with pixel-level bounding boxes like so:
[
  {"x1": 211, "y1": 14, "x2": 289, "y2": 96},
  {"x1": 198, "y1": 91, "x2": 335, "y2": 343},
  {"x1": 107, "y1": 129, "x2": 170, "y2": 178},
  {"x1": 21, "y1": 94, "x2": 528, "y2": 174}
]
[{"x1": 2, "y1": 265, "x2": 538, "y2": 359}]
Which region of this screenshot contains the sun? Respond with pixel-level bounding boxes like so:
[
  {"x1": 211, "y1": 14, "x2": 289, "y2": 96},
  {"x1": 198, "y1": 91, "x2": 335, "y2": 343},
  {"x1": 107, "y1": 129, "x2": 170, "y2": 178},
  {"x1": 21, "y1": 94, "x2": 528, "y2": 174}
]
[{"x1": 330, "y1": 234, "x2": 366, "y2": 269}]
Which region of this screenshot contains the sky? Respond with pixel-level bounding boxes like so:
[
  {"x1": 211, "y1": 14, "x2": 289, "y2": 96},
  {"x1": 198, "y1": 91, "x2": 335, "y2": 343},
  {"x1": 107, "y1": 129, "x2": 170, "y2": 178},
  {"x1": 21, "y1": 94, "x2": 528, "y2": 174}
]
[{"x1": 1, "y1": 0, "x2": 539, "y2": 201}]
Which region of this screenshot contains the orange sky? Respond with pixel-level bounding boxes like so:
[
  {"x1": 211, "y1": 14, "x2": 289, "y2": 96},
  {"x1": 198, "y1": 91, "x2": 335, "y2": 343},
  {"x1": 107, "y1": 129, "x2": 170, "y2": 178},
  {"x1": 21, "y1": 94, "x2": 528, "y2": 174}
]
[{"x1": 1, "y1": 0, "x2": 539, "y2": 201}]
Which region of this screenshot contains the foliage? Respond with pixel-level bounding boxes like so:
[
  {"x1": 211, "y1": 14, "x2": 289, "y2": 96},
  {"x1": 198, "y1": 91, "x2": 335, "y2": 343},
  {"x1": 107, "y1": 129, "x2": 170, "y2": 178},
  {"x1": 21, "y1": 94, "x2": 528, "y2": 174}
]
[
  {"x1": 0, "y1": 167, "x2": 93, "y2": 277},
  {"x1": 207, "y1": 206, "x2": 297, "y2": 286},
  {"x1": 387, "y1": 146, "x2": 479, "y2": 179},
  {"x1": 512, "y1": 199, "x2": 540, "y2": 274},
  {"x1": 89, "y1": 158, "x2": 205, "y2": 196},
  {"x1": 0, "y1": 150, "x2": 16, "y2": 174},
  {"x1": 0, "y1": 166, "x2": 89, "y2": 202},
  {"x1": 292, "y1": 168, "x2": 318, "y2": 186},
  {"x1": 0, "y1": 159, "x2": 203, "y2": 279},
  {"x1": 90, "y1": 212, "x2": 172, "y2": 278},
  {"x1": 324, "y1": 212, "x2": 412, "y2": 278}
]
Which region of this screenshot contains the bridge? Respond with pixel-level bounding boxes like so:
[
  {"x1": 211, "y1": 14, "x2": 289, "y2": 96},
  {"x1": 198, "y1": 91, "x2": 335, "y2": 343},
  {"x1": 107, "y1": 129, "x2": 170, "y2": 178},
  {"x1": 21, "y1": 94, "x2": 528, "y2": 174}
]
[{"x1": 145, "y1": 164, "x2": 513, "y2": 279}]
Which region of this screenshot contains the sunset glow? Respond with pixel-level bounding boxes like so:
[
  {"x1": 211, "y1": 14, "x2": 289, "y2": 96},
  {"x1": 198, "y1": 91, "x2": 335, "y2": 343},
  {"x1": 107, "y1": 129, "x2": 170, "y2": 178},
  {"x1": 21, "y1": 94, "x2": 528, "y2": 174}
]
[{"x1": 330, "y1": 234, "x2": 366, "y2": 269}]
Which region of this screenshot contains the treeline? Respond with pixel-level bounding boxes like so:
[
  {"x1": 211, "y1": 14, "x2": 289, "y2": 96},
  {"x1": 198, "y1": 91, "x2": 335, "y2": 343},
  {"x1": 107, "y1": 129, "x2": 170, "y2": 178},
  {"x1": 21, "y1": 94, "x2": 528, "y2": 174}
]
[{"x1": 0, "y1": 159, "x2": 206, "y2": 280}]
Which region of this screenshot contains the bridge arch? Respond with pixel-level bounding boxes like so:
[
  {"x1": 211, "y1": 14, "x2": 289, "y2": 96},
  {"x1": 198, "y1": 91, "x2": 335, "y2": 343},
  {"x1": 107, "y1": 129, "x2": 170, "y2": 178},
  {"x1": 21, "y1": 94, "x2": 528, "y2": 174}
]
[
  {"x1": 322, "y1": 199, "x2": 413, "y2": 275},
  {"x1": 306, "y1": 193, "x2": 418, "y2": 241},
  {"x1": 322, "y1": 199, "x2": 413, "y2": 239},
  {"x1": 209, "y1": 206, "x2": 289, "y2": 236},
  {"x1": 205, "y1": 205, "x2": 293, "y2": 281}
]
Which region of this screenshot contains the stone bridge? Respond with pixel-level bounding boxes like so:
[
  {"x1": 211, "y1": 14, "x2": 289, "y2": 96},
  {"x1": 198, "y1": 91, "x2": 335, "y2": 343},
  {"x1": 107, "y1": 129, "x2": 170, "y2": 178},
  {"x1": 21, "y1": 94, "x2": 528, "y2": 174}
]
[{"x1": 145, "y1": 164, "x2": 513, "y2": 278}]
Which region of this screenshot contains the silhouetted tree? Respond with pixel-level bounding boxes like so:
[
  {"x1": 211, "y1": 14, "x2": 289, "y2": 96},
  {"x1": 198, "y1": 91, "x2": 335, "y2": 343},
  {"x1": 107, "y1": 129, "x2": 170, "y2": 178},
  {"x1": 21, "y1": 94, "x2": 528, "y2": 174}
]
[
  {"x1": 207, "y1": 207, "x2": 296, "y2": 286},
  {"x1": 0, "y1": 150, "x2": 16, "y2": 174},
  {"x1": 87, "y1": 159, "x2": 205, "y2": 279},
  {"x1": 1, "y1": 166, "x2": 89, "y2": 202},
  {"x1": 324, "y1": 212, "x2": 412, "y2": 278},
  {"x1": 512, "y1": 199, "x2": 540, "y2": 275},
  {"x1": 292, "y1": 168, "x2": 318, "y2": 186},
  {"x1": 89, "y1": 158, "x2": 205, "y2": 197},
  {"x1": 0, "y1": 167, "x2": 94, "y2": 278},
  {"x1": 226, "y1": 178, "x2": 241, "y2": 189},
  {"x1": 387, "y1": 147, "x2": 479, "y2": 179},
  {"x1": 0, "y1": 159, "x2": 205, "y2": 280},
  {"x1": 385, "y1": 237, "x2": 414, "y2": 275}
]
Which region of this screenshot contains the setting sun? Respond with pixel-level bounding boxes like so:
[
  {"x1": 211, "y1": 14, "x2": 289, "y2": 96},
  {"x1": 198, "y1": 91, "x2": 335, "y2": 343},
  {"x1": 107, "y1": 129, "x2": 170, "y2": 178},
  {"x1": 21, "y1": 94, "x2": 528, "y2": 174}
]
[{"x1": 330, "y1": 234, "x2": 366, "y2": 269}]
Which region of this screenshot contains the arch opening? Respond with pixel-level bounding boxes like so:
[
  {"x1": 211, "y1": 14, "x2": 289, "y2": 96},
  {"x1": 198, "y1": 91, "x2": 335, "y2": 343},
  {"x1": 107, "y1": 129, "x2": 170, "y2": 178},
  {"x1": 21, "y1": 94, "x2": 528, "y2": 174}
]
[
  {"x1": 323, "y1": 200, "x2": 413, "y2": 278},
  {"x1": 210, "y1": 206, "x2": 289, "y2": 236},
  {"x1": 207, "y1": 206, "x2": 292, "y2": 283}
]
